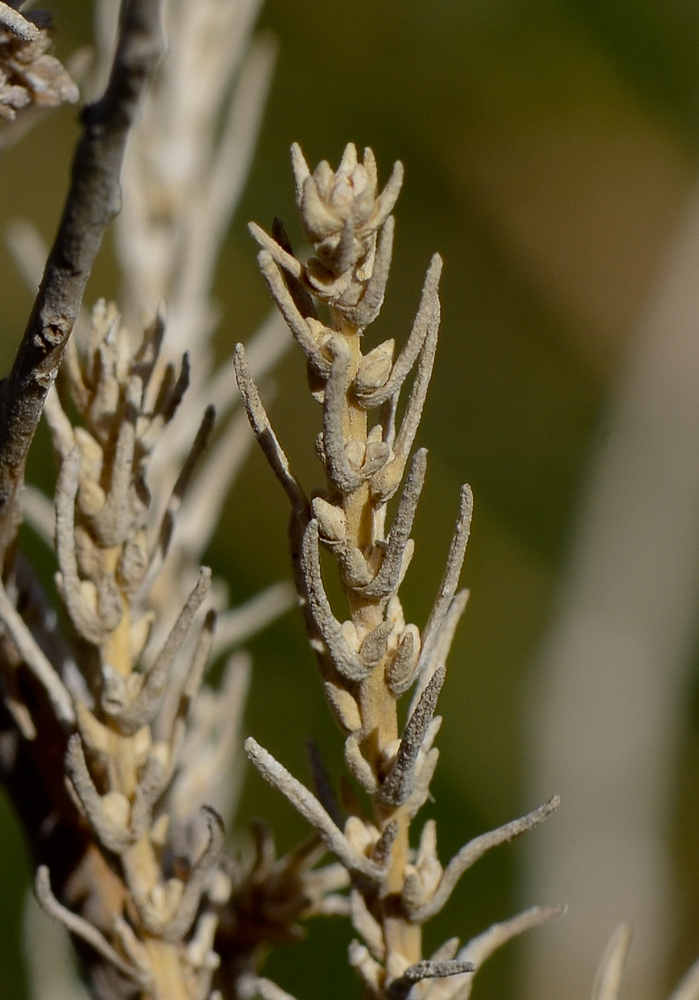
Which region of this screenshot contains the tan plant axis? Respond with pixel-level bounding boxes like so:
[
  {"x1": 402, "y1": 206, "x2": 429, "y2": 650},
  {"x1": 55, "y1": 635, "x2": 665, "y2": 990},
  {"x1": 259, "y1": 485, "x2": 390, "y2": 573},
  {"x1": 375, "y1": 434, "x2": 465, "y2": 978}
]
[{"x1": 234, "y1": 142, "x2": 562, "y2": 1000}]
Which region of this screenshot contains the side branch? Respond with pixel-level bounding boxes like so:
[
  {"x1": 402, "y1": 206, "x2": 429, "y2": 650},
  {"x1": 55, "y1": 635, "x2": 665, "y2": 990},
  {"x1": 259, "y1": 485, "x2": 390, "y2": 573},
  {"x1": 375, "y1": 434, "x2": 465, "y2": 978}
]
[{"x1": 0, "y1": 0, "x2": 165, "y2": 561}]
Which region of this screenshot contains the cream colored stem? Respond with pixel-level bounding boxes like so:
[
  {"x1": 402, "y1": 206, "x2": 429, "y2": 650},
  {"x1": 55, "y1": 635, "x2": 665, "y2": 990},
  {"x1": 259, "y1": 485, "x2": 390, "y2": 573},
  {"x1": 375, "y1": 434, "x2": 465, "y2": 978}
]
[{"x1": 337, "y1": 327, "x2": 422, "y2": 967}]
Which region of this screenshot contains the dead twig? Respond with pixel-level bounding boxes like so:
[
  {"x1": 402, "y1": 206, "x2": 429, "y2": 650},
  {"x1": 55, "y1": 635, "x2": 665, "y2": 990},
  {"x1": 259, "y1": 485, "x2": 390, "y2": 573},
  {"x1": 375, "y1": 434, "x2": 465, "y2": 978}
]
[{"x1": 0, "y1": 0, "x2": 165, "y2": 563}]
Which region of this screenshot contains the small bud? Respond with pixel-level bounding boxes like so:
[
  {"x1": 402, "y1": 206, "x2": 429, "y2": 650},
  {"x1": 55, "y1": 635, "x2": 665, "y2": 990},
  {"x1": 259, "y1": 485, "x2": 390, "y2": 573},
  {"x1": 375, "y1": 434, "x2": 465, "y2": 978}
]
[
  {"x1": 402, "y1": 867, "x2": 425, "y2": 910},
  {"x1": 345, "y1": 734, "x2": 378, "y2": 793},
  {"x1": 101, "y1": 663, "x2": 127, "y2": 714},
  {"x1": 340, "y1": 546, "x2": 374, "y2": 587},
  {"x1": 151, "y1": 814, "x2": 169, "y2": 846},
  {"x1": 78, "y1": 479, "x2": 106, "y2": 517},
  {"x1": 323, "y1": 681, "x2": 362, "y2": 732},
  {"x1": 147, "y1": 884, "x2": 166, "y2": 917},
  {"x1": 148, "y1": 740, "x2": 170, "y2": 769},
  {"x1": 118, "y1": 536, "x2": 149, "y2": 590},
  {"x1": 101, "y1": 791, "x2": 130, "y2": 831},
  {"x1": 307, "y1": 316, "x2": 331, "y2": 349},
  {"x1": 345, "y1": 440, "x2": 365, "y2": 470},
  {"x1": 344, "y1": 815, "x2": 377, "y2": 853},
  {"x1": 386, "y1": 624, "x2": 421, "y2": 696},
  {"x1": 78, "y1": 581, "x2": 100, "y2": 625},
  {"x1": 129, "y1": 611, "x2": 155, "y2": 661},
  {"x1": 312, "y1": 496, "x2": 347, "y2": 542},
  {"x1": 97, "y1": 575, "x2": 123, "y2": 631},
  {"x1": 74, "y1": 426, "x2": 103, "y2": 468},
  {"x1": 74, "y1": 526, "x2": 101, "y2": 579},
  {"x1": 417, "y1": 849, "x2": 443, "y2": 901},
  {"x1": 74, "y1": 699, "x2": 110, "y2": 755},
  {"x1": 360, "y1": 621, "x2": 394, "y2": 666},
  {"x1": 132, "y1": 718, "x2": 152, "y2": 764},
  {"x1": 355, "y1": 340, "x2": 394, "y2": 393},
  {"x1": 364, "y1": 440, "x2": 390, "y2": 471},
  {"x1": 340, "y1": 619, "x2": 360, "y2": 651},
  {"x1": 386, "y1": 595, "x2": 406, "y2": 632},
  {"x1": 163, "y1": 878, "x2": 184, "y2": 914},
  {"x1": 381, "y1": 739, "x2": 401, "y2": 771}
]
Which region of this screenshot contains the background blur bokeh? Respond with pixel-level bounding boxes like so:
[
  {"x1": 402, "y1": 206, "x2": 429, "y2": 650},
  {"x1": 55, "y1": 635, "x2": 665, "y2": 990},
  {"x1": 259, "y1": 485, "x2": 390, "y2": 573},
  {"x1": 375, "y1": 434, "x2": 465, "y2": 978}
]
[{"x1": 2, "y1": 1, "x2": 699, "y2": 998}]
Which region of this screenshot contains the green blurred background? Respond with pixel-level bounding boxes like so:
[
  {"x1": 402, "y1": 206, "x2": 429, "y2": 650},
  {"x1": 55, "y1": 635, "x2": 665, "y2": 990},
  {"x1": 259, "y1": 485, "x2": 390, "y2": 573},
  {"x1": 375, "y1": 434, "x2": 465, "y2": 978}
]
[{"x1": 2, "y1": 1, "x2": 699, "y2": 997}]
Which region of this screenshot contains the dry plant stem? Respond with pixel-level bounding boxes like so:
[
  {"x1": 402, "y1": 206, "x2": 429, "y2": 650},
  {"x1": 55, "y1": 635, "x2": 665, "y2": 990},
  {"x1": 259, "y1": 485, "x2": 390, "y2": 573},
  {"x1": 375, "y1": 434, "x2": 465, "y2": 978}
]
[
  {"x1": 322, "y1": 330, "x2": 416, "y2": 961},
  {"x1": 0, "y1": 0, "x2": 164, "y2": 563},
  {"x1": 0, "y1": 274, "x2": 255, "y2": 997},
  {"x1": 0, "y1": 3, "x2": 40, "y2": 42},
  {"x1": 0, "y1": 5, "x2": 337, "y2": 998},
  {"x1": 591, "y1": 925, "x2": 632, "y2": 1000},
  {"x1": 35, "y1": 301, "x2": 231, "y2": 999},
  {"x1": 669, "y1": 958, "x2": 699, "y2": 1000},
  {"x1": 587, "y1": 926, "x2": 699, "y2": 1000},
  {"x1": 241, "y1": 143, "x2": 561, "y2": 999}
]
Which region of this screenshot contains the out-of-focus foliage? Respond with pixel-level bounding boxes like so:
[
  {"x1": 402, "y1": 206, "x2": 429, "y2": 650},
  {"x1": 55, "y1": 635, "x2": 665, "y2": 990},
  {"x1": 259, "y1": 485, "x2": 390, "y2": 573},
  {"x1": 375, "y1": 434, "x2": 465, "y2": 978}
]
[{"x1": 1, "y1": 1, "x2": 699, "y2": 998}]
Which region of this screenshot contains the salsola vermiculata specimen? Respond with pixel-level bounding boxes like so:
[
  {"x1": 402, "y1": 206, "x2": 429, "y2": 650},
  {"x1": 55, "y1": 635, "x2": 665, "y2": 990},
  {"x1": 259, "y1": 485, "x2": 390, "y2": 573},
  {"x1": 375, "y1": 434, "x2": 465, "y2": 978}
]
[
  {"x1": 234, "y1": 143, "x2": 563, "y2": 999},
  {"x1": 0, "y1": 2, "x2": 699, "y2": 1000}
]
